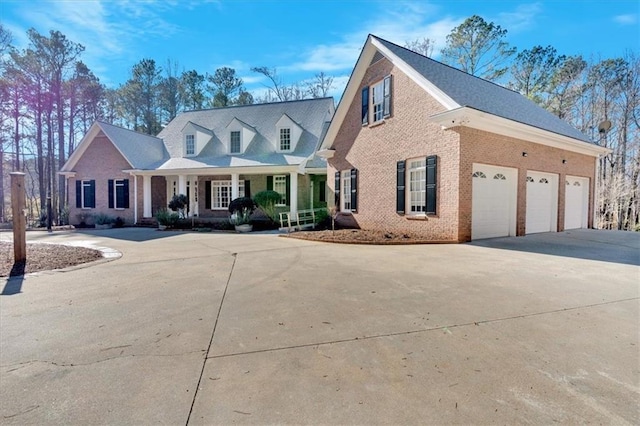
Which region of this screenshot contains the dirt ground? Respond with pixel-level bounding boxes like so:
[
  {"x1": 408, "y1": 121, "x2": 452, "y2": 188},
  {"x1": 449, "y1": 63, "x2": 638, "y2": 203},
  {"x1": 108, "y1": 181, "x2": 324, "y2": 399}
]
[
  {"x1": 284, "y1": 229, "x2": 446, "y2": 244},
  {"x1": 0, "y1": 242, "x2": 102, "y2": 277}
]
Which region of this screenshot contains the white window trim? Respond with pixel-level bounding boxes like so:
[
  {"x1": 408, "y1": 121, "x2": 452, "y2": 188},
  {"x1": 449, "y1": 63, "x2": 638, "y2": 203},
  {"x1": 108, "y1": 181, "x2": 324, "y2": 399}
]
[
  {"x1": 211, "y1": 180, "x2": 245, "y2": 210},
  {"x1": 185, "y1": 134, "x2": 196, "y2": 156},
  {"x1": 274, "y1": 175, "x2": 287, "y2": 206},
  {"x1": 113, "y1": 179, "x2": 126, "y2": 210},
  {"x1": 279, "y1": 128, "x2": 291, "y2": 152},
  {"x1": 341, "y1": 170, "x2": 352, "y2": 212},
  {"x1": 230, "y1": 131, "x2": 242, "y2": 154},
  {"x1": 407, "y1": 158, "x2": 426, "y2": 216},
  {"x1": 371, "y1": 80, "x2": 385, "y2": 123},
  {"x1": 81, "y1": 179, "x2": 93, "y2": 210}
]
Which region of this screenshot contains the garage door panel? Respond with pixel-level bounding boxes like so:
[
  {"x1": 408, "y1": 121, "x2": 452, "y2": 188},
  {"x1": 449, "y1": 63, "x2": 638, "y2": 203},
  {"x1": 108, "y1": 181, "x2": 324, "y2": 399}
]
[
  {"x1": 565, "y1": 176, "x2": 589, "y2": 229},
  {"x1": 472, "y1": 165, "x2": 517, "y2": 240},
  {"x1": 526, "y1": 171, "x2": 558, "y2": 234}
]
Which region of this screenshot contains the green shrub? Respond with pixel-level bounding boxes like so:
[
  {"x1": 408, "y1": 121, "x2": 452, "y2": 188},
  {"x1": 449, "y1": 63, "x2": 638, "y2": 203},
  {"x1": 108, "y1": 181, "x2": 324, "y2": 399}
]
[
  {"x1": 253, "y1": 190, "x2": 282, "y2": 223},
  {"x1": 168, "y1": 194, "x2": 188, "y2": 218},
  {"x1": 93, "y1": 213, "x2": 114, "y2": 225},
  {"x1": 156, "y1": 208, "x2": 180, "y2": 227}
]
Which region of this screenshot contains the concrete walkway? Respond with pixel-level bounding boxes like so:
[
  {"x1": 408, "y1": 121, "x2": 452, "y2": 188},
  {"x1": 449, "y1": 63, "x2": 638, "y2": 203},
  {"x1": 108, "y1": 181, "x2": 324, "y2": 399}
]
[{"x1": 1, "y1": 228, "x2": 638, "y2": 424}]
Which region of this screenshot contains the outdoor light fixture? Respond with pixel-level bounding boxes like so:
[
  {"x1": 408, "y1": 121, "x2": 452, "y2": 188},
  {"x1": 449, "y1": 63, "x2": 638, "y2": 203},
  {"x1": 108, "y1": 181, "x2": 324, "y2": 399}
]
[
  {"x1": 522, "y1": 152, "x2": 528, "y2": 157},
  {"x1": 562, "y1": 159, "x2": 567, "y2": 164}
]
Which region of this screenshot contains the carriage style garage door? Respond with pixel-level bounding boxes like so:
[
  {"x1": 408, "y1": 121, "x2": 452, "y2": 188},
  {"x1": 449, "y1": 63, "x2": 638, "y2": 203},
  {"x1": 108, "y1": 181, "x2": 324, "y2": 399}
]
[
  {"x1": 471, "y1": 164, "x2": 517, "y2": 240},
  {"x1": 565, "y1": 176, "x2": 589, "y2": 229},
  {"x1": 526, "y1": 171, "x2": 558, "y2": 234}
]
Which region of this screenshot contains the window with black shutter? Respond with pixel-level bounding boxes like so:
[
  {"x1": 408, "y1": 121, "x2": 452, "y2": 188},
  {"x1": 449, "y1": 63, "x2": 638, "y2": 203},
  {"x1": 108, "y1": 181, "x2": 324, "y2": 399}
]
[
  {"x1": 334, "y1": 171, "x2": 341, "y2": 211},
  {"x1": 77, "y1": 179, "x2": 95, "y2": 209},
  {"x1": 350, "y1": 168, "x2": 358, "y2": 212}
]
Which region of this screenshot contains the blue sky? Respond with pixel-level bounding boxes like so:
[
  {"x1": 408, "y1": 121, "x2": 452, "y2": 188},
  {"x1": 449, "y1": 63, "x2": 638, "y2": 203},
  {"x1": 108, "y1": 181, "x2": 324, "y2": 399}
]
[{"x1": 1, "y1": 0, "x2": 639, "y2": 99}]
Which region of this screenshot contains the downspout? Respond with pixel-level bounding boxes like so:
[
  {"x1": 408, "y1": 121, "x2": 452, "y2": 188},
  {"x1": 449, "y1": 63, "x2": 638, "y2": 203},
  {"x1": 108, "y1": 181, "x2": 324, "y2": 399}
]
[{"x1": 133, "y1": 173, "x2": 138, "y2": 225}]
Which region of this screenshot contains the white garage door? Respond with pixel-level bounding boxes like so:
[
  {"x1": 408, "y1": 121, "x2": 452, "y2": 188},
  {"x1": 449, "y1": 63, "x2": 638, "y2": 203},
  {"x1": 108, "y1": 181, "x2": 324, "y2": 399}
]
[
  {"x1": 526, "y1": 171, "x2": 558, "y2": 234},
  {"x1": 565, "y1": 176, "x2": 589, "y2": 229},
  {"x1": 472, "y1": 164, "x2": 517, "y2": 240}
]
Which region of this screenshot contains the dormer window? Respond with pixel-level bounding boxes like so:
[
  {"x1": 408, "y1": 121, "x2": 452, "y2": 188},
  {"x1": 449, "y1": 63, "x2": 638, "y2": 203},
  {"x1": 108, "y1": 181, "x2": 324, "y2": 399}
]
[
  {"x1": 275, "y1": 114, "x2": 302, "y2": 153},
  {"x1": 225, "y1": 118, "x2": 256, "y2": 155},
  {"x1": 279, "y1": 128, "x2": 291, "y2": 151},
  {"x1": 230, "y1": 131, "x2": 241, "y2": 154},
  {"x1": 186, "y1": 134, "x2": 195, "y2": 156}
]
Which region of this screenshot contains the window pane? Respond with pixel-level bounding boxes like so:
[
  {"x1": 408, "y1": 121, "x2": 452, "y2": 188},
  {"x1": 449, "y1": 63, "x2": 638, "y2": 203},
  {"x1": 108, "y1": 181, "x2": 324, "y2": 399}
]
[
  {"x1": 186, "y1": 134, "x2": 195, "y2": 155},
  {"x1": 274, "y1": 175, "x2": 287, "y2": 205},
  {"x1": 230, "y1": 131, "x2": 241, "y2": 153},
  {"x1": 408, "y1": 159, "x2": 426, "y2": 213},
  {"x1": 280, "y1": 128, "x2": 291, "y2": 151},
  {"x1": 342, "y1": 171, "x2": 351, "y2": 211}
]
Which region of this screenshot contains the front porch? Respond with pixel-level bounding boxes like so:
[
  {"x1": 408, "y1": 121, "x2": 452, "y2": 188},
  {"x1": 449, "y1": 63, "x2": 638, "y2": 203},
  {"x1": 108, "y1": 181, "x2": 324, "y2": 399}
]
[{"x1": 132, "y1": 170, "x2": 327, "y2": 224}]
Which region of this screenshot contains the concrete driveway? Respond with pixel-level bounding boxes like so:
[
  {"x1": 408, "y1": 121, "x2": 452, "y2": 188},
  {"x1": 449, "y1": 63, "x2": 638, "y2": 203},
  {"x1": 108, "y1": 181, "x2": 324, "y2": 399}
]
[{"x1": 1, "y1": 228, "x2": 638, "y2": 425}]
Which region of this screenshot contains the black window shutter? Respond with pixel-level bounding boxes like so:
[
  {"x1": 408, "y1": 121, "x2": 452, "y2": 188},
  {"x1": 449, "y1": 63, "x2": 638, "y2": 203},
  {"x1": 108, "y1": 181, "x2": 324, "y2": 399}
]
[
  {"x1": 244, "y1": 180, "x2": 251, "y2": 198},
  {"x1": 108, "y1": 179, "x2": 114, "y2": 209},
  {"x1": 350, "y1": 168, "x2": 358, "y2": 212},
  {"x1": 123, "y1": 179, "x2": 130, "y2": 209},
  {"x1": 76, "y1": 180, "x2": 81, "y2": 208},
  {"x1": 334, "y1": 171, "x2": 341, "y2": 211},
  {"x1": 285, "y1": 175, "x2": 291, "y2": 206},
  {"x1": 319, "y1": 180, "x2": 326, "y2": 203},
  {"x1": 361, "y1": 86, "x2": 369, "y2": 125},
  {"x1": 383, "y1": 75, "x2": 392, "y2": 118},
  {"x1": 425, "y1": 155, "x2": 437, "y2": 215},
  {"x1": 396, "y1": 161, "x2": 406, "y2": 214},
  {"x1": 88, "y1": 180, "x2": 96, "y2": 208},
  {"x1": 267, "y1": 175, "x2": 273, "y2": 191},
  {"x1": 205, "y1": 181, "x2": 211, "y2": 209}
]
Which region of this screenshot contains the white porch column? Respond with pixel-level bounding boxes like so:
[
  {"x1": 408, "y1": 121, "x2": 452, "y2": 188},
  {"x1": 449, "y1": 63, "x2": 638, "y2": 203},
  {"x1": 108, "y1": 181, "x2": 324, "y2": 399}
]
[
  {"x1": 231, "y1": 173, "x2": 239, "y2": 200},
  {"x1": 143, "y1": 175, "x2": 152, "y2": 217},
  {"x1": 178, "y1": 175, "x2": 187, "y2": 195},
  {"x1": 133, "y1": 174, "x2": 138, "y2": 224},
  {"x1": 289, "y1": 171, "x2": 298, "y2": 214}
]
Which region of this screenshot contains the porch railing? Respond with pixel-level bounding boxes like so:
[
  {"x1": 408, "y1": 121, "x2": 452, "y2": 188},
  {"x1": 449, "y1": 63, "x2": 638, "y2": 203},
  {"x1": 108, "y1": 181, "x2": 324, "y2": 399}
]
[{"x1": 279, "y1": 208, "x2": 324, "y2": 232}]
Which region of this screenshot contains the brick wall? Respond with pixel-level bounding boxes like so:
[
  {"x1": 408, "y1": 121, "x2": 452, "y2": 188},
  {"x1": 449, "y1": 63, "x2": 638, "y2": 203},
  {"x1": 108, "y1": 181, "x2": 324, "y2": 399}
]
[
  {"x1": 328, "y1": 57, "x2": 461, "y2": 241},
  {"x1": 457, "y1": 127, "x2": 596, "y2": 241},
  {"x1": 69, "y1": 132, "x2": 135, "y2": 225}
]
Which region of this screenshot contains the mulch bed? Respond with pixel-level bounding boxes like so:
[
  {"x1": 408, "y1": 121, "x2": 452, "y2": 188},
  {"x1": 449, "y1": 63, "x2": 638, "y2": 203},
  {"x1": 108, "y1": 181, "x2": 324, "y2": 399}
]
[
  {"x1": 0, "y1": 242, "x2": 103, "y2": 277},
  {"x1": 282, "y1": 229, "x2": 454, "y2": 245}
]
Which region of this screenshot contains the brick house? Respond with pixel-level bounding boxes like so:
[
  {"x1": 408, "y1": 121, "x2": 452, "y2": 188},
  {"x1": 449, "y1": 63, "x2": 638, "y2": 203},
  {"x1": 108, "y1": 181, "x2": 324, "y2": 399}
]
[
  {"x1": 60, "y1": 98, "x2": 334, "y2": 225},
  {"x1": 318, "y1": 35, "x2": 609, "y2": 242}
]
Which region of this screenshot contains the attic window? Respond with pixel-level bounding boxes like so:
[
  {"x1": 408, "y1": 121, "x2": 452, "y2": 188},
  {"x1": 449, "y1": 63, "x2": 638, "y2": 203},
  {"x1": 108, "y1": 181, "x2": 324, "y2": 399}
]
[
  {"x1": 363, "y1": 75, "x2": 392, "y2": 125},
  {"x1": 230, "y1": 131, "x2": 241, "y2": 154},
  {"x1": 280, "y1": 128, "x2": 291, "y2": 151},
  {"x1": 186, "y1": 134, "x2": 195, "y2": 156}
]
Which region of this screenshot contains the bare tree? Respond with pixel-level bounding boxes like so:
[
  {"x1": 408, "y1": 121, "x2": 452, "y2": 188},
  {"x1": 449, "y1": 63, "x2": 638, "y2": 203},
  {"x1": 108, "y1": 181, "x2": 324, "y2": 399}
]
[
  {"x1": 404, "y1": 37, "x2": 435, "y2": 57},
  {"x1": 306, "y1": 72, "x2": 334, "y2": 98}
]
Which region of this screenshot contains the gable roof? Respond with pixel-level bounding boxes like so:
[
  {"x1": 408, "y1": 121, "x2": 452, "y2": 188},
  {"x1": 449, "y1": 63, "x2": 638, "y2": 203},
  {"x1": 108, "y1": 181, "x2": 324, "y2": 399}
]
[
  {"x1": 61, "y1": 121, "x2": 168, "y2": 172},
  {"x1": 321, "y1": 34, "x2": 607, "y2": 156},
  {"x1": 157, "y1": 97, "x2": 334, "y2": 170}
]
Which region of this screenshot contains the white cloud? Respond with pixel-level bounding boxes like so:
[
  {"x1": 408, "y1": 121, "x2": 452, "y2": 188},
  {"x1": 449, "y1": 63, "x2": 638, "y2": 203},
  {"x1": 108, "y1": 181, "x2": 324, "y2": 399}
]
[
  {"x1": 613, "y1": 14, "x2": 637, "y2": 25},
  {"x1": 496, "y1": 2, "x2": 543, "y2": 32},
  {"x1": 285, "y1": 2, "x2": 460, "y2": 75}
]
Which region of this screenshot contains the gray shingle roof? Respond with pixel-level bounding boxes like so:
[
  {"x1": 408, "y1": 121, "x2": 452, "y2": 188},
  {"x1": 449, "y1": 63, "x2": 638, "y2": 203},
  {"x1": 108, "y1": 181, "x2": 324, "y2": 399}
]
[
  {"x1": 96, "y1": 121, "x2": 168, "y2": 169},
  {"x1": 156, "y1": 97, "x2": 335, "y2": 169},
  {"x1": 373, "y1": 36, "x2": 591, "y2": 143}
]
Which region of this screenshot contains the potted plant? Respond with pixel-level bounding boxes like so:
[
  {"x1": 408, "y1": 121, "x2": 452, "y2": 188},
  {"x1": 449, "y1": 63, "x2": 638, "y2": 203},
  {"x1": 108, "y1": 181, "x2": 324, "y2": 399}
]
[{"x1": 229, "y1": 197, "x2": 256, "y2": 232}]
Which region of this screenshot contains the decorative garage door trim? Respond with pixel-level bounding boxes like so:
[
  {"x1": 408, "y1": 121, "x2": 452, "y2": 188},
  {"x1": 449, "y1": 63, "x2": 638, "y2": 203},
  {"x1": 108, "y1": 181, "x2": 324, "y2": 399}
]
[
  {"x1": 564, "y1": 176, "x2": 589, "y2": 230},
  {"x1": 471, "y1": 164, "x2": 518, "y2": 240},
  {"x1": 526, "y1": 170, "x2": 559, "y2": 234}
]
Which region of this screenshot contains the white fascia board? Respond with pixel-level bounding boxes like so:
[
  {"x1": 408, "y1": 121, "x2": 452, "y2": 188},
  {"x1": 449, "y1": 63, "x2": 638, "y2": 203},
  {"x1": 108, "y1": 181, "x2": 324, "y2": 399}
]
[
  {"x1": 319, "y1": 37, "x2": 377, "y2": 151},
  {"x1": 430, "y1": 107, "x2": 611, "y2": 157},
  {"x1": 60, "y1": 122, "x2": 102, "y2": 171},
  {"x1": 58, "y1": 171, "x2": 77, "y2": 177},
  {"x1": 130, "y1": 165, "x2": 301, "y2": 176},
  {"x1": 369, "y1": 37, "x2": 459, "y2": 110}
]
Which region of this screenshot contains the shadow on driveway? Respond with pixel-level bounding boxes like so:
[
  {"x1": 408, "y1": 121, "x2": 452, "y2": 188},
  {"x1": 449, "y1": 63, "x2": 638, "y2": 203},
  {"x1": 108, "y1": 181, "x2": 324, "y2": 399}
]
[{"x1": 468, "y1": 229, "x2": 640, "y2": 266}]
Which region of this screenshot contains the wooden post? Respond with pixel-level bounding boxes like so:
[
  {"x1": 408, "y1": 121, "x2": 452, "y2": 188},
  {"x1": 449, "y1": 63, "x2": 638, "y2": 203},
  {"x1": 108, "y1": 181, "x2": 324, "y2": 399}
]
[{"x1": 10, "y1": 172, "x2": 26, "y2": 263}]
